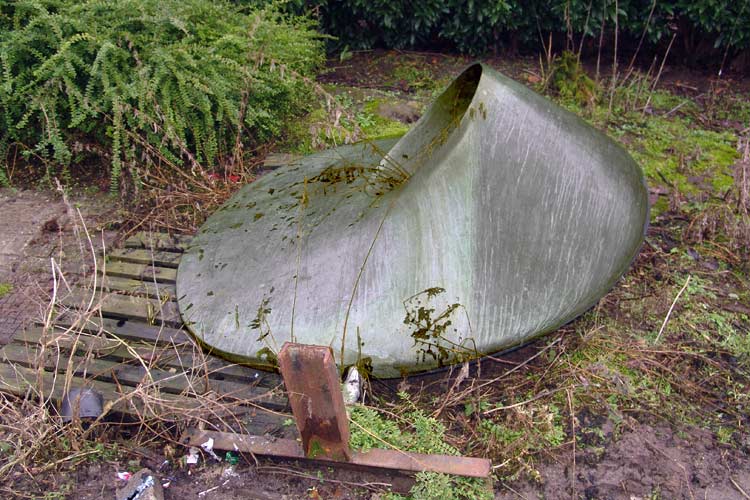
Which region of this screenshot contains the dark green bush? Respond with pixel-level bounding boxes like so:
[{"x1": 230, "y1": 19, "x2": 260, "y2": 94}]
[
  {"x1": 278, "y1": 0, "x2": 750, "y2": 63},
  {"x1": 0, "y1": 0, "x2": 324, "y2": 192}
]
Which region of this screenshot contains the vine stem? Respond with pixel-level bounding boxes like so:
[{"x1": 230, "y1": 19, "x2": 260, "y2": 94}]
[
  {"x1": 340, "y1": 199, "x2": 395, "y2": 372},
  {"x1": 655, "y1": 275, "x2": 691, "y2": 344}
]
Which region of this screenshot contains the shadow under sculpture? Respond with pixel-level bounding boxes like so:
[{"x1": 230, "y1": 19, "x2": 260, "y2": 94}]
[{"x1": 176, "y1": 63, "x2": 649, "y2": 378}]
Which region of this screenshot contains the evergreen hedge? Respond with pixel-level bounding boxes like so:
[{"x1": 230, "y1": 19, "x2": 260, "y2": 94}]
[{"x1": 285, "y1": 0, "x2": 749, "y2": 64}]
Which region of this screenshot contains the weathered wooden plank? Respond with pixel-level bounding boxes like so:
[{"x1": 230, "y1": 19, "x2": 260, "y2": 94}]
[
  {"x1": 124, "y1": 232, "x2": 191, "y2": 252},
  {"x1": 58, "y1": 289, "x2": 182, "y2": 327},
  {"x1": 98, "y1": 275, "x2": 177, "y2": 301},
  {"x1": 18, "y1": 326, "x2": 282, "y2": 387},
  {"x1": 0, "y1": 343, "x2": 287, "y2": 409},
  {"x1": 39, "y1": 316, "x2": 189, "y2": 345},
  {"x1": 100, "y1": 260, "x2": 177, "y2": 284},
  {"x1": 17, "y1": 327, "x2": 181, "y2": 365},
  {"x1": 0, "y1": 358, "x2": 202, "y2": 420},
  {"x1": 109, "y1": 248, "x2": 181, "y2": 269},
  {"x1": 264, "y1": 152, "x2": 302, "y2": 168}
]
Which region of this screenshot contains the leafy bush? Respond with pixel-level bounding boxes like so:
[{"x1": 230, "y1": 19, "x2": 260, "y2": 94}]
[
  {"x1": 272, "y1": 0, "x2": 750, "y2": 64},
  {"x1": 548, "y1": 51, "x2": 598, "y2": 106},
  {"x1": 349, "y1": 395, "x2": 493, "y2": 500},
  {"x1": 0, "y1": 0, "x2": 324, "y2": 193}
]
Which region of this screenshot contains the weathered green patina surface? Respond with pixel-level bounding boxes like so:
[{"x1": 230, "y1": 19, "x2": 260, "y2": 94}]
[{"x1": 176, "y1": 64, "x2": 649, "y2": 377}]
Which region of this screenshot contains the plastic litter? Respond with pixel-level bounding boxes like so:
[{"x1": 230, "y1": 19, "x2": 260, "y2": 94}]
[
  {"x1": 342, "y1": 366, "x2": 362, "y2": 404},
  {"x1": 200, "y1": 437, "x2": 222, "y2": 461},
  {"x1": 115, "y1": 468, "x2": 163, "y2": 500},
  {"x1": 224, "y1": 451, "x2": 239, "y2": 465},
  {"x1": 117, "y1": 471, "x2": 132, "y2": 482},
  {"x1": 186, "y1": 447, "x2": 200, "y2": 465},
  {"x1": 222, "y1": 466, "x2": 240, "y2": 478},
  {"x1": 60, "y1": 388, "x2": 104, "y2": 422}
]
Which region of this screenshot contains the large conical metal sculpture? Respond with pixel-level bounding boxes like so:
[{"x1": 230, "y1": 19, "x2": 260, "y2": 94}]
[{"x1": 176, "y1": 64, "x2": 649, "y2": 377}]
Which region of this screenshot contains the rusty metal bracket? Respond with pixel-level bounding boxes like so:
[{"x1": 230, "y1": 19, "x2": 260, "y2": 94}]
[
  {"x1": 278, "y1": 342, "x2": 352, "y2": 461},
  {"x1": 180, "y1": 429, "x2": 491, "y2": 478},
  {"x1": 180, "y1": 342, "x2": 492, "y2": 479}
]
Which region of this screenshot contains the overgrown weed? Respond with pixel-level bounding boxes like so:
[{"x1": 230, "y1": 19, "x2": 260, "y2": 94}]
[
  {"x1": 0, "y1": 211, "x2": 288, "y2": 496},
  {"x1": 348, "y1": 394, "x2": 492, "y2": 499}
]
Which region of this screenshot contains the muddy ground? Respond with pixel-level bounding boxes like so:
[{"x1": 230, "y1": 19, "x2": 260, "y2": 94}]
[
  {"x1": 0, "y1": 188, "x2": 116, "y2": 345},
  {"x1": 1, "y1": 51, "x2": 749, "y2": 499}
]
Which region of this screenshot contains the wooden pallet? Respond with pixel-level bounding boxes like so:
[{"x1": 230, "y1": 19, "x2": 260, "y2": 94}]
[{"x1": 0, "y1": 232, "x2": 292, "y2": 436}]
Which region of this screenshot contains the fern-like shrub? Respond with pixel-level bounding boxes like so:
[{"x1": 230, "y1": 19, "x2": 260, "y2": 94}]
[
  {"x1": 0, "y1": 0, "x2": 324, "y2": 193},
  {"x1": 349, "y1": 395, "x2": 493, "y2": 500}
]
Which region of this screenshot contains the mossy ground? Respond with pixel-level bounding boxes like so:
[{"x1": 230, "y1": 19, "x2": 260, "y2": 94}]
[{"x1": 279, "y1": 86, "x2": 411, "y2": 155}]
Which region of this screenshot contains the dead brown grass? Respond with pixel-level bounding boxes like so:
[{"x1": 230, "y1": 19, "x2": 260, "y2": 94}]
[{"x1": 0, "y1": 214, "x2": 289, "y2": 497}]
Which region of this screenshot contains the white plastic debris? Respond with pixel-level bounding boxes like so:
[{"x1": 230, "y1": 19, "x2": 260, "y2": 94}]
[
  {"x1": 117, "y1": 471, "x2": 132, "y2": 481},
  {"x1": 200, "y1": 437, "x2": 222, "y2": 461},
  {"x1": 186, "y1": 447, "x2": 200, "y2": 465},
  {"x1": 115, "y1": 469, "x2": 163, "y2": 500},
  {"x1": 222, "y1": 466, "x2": 239, "y2": 478},
  {"x1": 342, "y1": 366, "x2": 363, "y2": 404}
]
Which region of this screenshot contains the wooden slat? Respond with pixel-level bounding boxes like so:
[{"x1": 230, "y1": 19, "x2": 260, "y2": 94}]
[
  {"x1": 37, "y1": 317, "x2": 188, "y2": 345},
  {"x1": 124, "y1": 232, "x2": 191, "y2": 252},
  {"x1": 0, "y1": 356, "x2": 290, "y2": 431},
  {"x1": 263, "y1": 152, "x2": 302, "y2": 168},
  {"x1": 58, "y1": 288, "x2": 182, "y2": 327},
  {"x1": 18, "y1": 326, "x2": 282, "y2": 387},
  {"x1": 100, "y1": 260, "x2": 177, "y2": 283},
  {"x1": 0, "y1": 358, "x2": 202, "y2": 420},
  {"x1": 0, "y1": 343, "x2": 287, "y2": 409},
  {"x1": 98, "y1": 275, "x2": 177, "y2": 300},
  {"x1": 109, "y1": 248, "x2": 181, "y2": 269},
  {"x1": 2, "y1": 231, "x2": 294, "y2": 425},
  {"x1": 17, "y1": 327, "x2": 185, "y2": 364}
]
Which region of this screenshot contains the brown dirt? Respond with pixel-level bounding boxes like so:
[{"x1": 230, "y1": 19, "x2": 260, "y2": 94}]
[
  {"x1": 497, "y1": 421, "x2": 750, "y2": 499},
  {"x1": 67, "y1": 460, "x2": 419, "y2": 500},
  {"x1": 0, "y1": 188, "x2": 117, "y2": 345}
]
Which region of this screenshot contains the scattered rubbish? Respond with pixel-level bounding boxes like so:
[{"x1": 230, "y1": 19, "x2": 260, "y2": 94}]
[
  {"x1": 180, "y1": 342, "x2": 492, "y2": 479},
  {"x1": 185, "y1": 447, "x2": 200, "y2": 466},
  {"x1": 225, "y1": 451, "x2": 239, "y2": 465},
  {"x1": 197, "y1": 480, "x2": 229, "y2": 497},
  {"x1": 115, "y1": 468, "x2": 164, "y2": 500},
  {"x1": 342, "y1": 366, "x2": 362, "y2": 405},
  {"x1": 60, "y1": 388, "x2": 104, "y2": 422},
  {"x1": 117, "y1": 471, "x2": 132, "y2": 482},
  {"x1": 200, "y1": 437, "x2": 222, "y2": 461},
  {"x1": 222, "y1": 466, "x2": 239, "y2": 478}
]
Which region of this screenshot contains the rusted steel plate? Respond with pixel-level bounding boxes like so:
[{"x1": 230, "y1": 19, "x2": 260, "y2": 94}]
[
  {"x1": 181, "y1": 429, "x2": 491, "y2": 478},
  {"x1": 278, "y1": 343, "x2": 351, "y2": 461}
]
